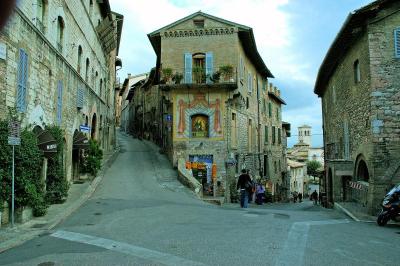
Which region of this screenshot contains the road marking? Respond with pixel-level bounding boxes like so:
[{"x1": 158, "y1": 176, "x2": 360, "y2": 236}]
[
  {"x1": 51, "y1": 230, "x2": 205, "y2": 266},
  {"x1": 275, "y1": 219, "x2": 349, "y2": 266}
]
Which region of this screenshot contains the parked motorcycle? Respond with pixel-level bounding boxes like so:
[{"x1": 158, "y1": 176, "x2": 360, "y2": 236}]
[{"x1": 377, "y1": 184, "x2": 400, "y2": 226}]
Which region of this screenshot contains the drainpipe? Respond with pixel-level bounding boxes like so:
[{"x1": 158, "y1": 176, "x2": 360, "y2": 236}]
[{"x1": 256, "y1": 75, "x2": 262, "y2": 177}]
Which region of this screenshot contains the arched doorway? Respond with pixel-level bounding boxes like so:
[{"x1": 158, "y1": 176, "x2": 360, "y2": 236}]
[
  {"x1": 328, "y1": 168, "x2": 333, "y2": 205},
  {"x1": 91, "y1": 113, "x2": 97, "y2": 139},
  {"x1": 356, "y1": 160, "x2": 369, "y2": 182}
]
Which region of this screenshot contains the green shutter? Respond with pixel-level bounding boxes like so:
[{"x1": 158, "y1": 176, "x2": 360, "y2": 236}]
[{"x1": 264, "y1": 126, "x2": 268, "y2": 143}]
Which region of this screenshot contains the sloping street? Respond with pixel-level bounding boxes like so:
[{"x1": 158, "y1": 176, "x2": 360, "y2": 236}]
[{"x1": 0, "y1": 132, "x2": 399, "y2": 265}]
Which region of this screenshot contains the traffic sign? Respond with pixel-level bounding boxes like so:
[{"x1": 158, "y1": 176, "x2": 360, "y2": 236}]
[
  {"x1": 166, "y1": 114, "x2": 172, "y2": 122},
  {"x1": 80, "y1": 125, "x2": 90, "y2": 133},
  {"x1": 8, "y1": 136, "x2": 20, "y2": 146}
]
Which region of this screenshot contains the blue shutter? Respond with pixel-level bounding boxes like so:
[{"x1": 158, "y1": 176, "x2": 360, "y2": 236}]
[
  {"x1": 205, "y1": 52, "x2": 213, "y2": 84},
  {"x1": 17, "y1": 49, "x2": 28, "y2": 112},
  {"x1": 395, "y1": 28, "x2": 400, "y2": 58},
  {"x1": 184, "y1": 53, "x2": 192, "y2": 84},
  {"x1": 57, "y1": 80, "x2": 63, "y2": 125}
]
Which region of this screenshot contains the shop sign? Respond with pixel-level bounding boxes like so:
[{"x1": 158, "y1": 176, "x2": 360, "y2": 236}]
[{"x1": 80, "y1": 125, "x2": 90, "y2": 133}]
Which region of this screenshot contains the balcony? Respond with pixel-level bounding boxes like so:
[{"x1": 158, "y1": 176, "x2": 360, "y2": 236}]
[
  {"x1": 35, "y1": 18, "x2": 44, "y2": 33},
  {"x1": 159, "y1": 66, "x2": 237, "y2": 91},
  {"x1": 57, "y1": 42, "x2": 63, "y2": 53}
]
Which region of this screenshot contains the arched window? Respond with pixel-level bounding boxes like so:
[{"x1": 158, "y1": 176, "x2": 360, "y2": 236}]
[
  {"x1": 77, "y1": 46, "x2": 82, "y2": 74},
  {"x1": 57, "y1": 16, "x2": 64, "y2": 52},
  {"x1": 85, "y1": 58, "x2": 90, "y2": 82},
  {"x1": 192, "y1": 53, "x2": 205, "y2": 84},
  {"x1": 191, "y1": 114, "x2": 209, "y2": 138},
  {"x1": 36, "y1": 0, "x2": 47, "y2": 33},
  {"x1": 95, "y1": 71, "x2": 98, "y2": 93}
]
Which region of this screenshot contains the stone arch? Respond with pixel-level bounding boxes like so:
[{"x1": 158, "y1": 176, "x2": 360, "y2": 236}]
[{"x1": 355, "y1": 154, "x2": 370, "y2": 182}]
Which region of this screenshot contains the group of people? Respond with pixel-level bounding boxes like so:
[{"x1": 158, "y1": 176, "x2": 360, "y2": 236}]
[
  {"x1": 236, "y1": 169, "x2": 265, "y2": 208},
  {"x1": 292, "y1": 190, "x2": 320, "y2": 205},
  {"x1": 292, "y1": 191, "x2": 303, "y2": 203}
]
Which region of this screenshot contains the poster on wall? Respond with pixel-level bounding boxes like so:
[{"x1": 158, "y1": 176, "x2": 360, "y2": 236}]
[{"x1": 191, "y1": 114, "x2": 209, "y2": 138}]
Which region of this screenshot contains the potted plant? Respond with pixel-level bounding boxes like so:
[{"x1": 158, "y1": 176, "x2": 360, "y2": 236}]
[
  {"x1": 172, "y1": 72, "x2": 183, "y2": 84},
  {"x1": 161, "y1": 68, "x2": 173, "y2": 84},
  {"x1": 220, "y1": 64, "x2": 234, "y2": 81},
  {"x1": 210, "y1": 71, "x2": 221, "y2": 83},
  {"x1": 192, "y1": 66, "x2": 206, "y2": 83}
]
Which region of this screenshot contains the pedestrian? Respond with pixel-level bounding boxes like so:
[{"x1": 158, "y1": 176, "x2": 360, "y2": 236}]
[
  {"x1": 247, "y1": 170, "x2": 254, "y2": 203},
  {"x1": 311, "y1": 190, "x2": 318, "y2": 205},
  {"x1": 298, "y1": 192, "x2": 303, "y2": 203},
  {"x1": 255, "y1": 181, "x2": 265, "y2": 205},
  {"x1": 237, "y1": 169, "x2": 251, "y2": 208},
  {"x1": 293, "y1": 191, "x2": 298, "y2": 203}
]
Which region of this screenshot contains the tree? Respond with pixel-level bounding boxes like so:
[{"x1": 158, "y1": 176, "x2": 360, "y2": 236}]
[{"x1": 307, "y1": 160, "x2": 322, "y2": 178}]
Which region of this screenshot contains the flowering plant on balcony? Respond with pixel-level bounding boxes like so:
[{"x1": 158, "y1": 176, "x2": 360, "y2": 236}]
[
  {"x1": 161, "y1": 67, "x2": 173, "y2": 83},
  {"x1": 172, "y1": 72, "x2": 183, "y2": 84},
  {"x1": 220, "y1": 64, "x2": 234, "y2": 81}
]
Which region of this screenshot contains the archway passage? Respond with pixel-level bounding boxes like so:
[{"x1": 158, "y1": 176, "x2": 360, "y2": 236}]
[
  {"x1": 72, "y1": 130, "x2": 89, "y2": 181},
  {"x1": 91, "y1": 113, "x2": 97, "y2": 139},
  {"x1": 357, "y1": 160, "x2": 369, "y2": 182}
]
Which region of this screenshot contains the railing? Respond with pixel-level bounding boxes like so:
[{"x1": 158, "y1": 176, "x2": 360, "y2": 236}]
[
  {"x1": 57, "y1": 42, "x2": 63, "y2": 53},
  {"x1": 35, "y1": 18, "x2": 44, "y2": 33},
  {"x1": 160, "y1": 66, "x2": 237, "y2": 85}
]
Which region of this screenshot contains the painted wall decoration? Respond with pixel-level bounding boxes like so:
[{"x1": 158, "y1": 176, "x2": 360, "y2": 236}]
[{"x1": 175, "y1": 92, "x2": 223, "y2": 139}]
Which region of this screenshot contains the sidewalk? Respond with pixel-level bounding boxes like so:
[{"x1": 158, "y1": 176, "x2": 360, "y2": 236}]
[
  {"x1": 0, "y1": 146, "x2": 119, "y2": 253},
  {"x1": 334, "y1": 201, "x2": 376, "y2": 222}
]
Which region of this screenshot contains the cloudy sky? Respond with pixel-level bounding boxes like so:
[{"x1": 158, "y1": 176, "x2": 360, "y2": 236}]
[{"x1": 110, "y1": 0, "x2": 372, "y2": 147}]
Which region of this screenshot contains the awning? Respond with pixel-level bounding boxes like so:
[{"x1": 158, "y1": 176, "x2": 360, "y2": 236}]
[
  {"x1": 33, "y1": 127, "x2": 57, "y2": 158},
  {"x1": 73, "y1": 131, "x2": 89, "y2": 150}
]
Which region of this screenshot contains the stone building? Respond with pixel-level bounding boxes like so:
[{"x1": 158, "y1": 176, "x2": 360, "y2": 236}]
[
  {"x1": 131, "y1": 11, "x2": 288, "y2": 201},
  {"x1": 314, "y1": 0, "x2": 400, "y2": 214},
  {"x1": 287, "y1": 159, "x2": 306, "y2": 196},
  {"x1": 287, "y1": 125, "x2": 324, "y2": 164},
  {"x1": 0, "y1": 0, "x2": 123, "y2": 181}
]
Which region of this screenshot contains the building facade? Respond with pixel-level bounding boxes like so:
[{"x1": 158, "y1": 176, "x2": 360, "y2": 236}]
[
  {"x1": 0, "y1": 0, "x2": 122, "y2": 181},
  {"x1": 314, "y1": 0, "x2": 400, "y2": 214},
  {"x1": 132, "y1": 11, "x2": 289, "y2": 201}
]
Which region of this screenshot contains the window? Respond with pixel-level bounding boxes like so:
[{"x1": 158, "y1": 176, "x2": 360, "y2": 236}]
[
  {"x1": 57, "y1": 16, "x2": 64, "y2": 52},
  {"x1": 248, "y1": 119, "x2": 252, "y2": 151},
  {"x1": 353, "y1": 59, "x2": 360, "y2": 83},
  {"x1": 17, "y1": 49, "x2": 28, "y2": 112},
  {"x1": 89, "y1": 0, "x2": 93, "y2": 17},
  {"x1": 100, "y1": 78, "x2": 103, "y2": 98},
  {"x1": 276, "y1": 107, "x2": 280, "y2": 120},
  {"x1": 248, "y1": 72, "x2": 252, "y2": 92},
  {"x1": 191, "y1": 114, "x2": 209, "y2": 138},
  {"x1": 240, "y1": 56, "x2": 244, "y2": 79},
  {"x1": 246, "y1": 97, "x2": 249, "y2": 109},
  {"x1": 85, "y1": 58, "x2": 90, "y2": 82},
  {"x1": 231, "y1": 113, "x2": 237, "y2": 147},
  {"x1": 35, "y1": 0, "x2": 46, "y2": 33},
  {"x1": 395, "y1": 28, "x2": 400, "y2": 58},
  {"x1": 268, "y1": 102, "x2": 272, "y2": 117},
  {"x1": 272, "y1": 126, "x2": 276, "y2": 144},
  {"x1": 57, "y1": 80, "x2": 63, "y2": 125},
  {"x1": 264, "y1": 125, "x2": 268, "y2": 143},
  {"x1": 77, "y1": 46, "x2": 82, "y2": 74},
  {"x1": 278, "y1": 128, "x2": 281, "y2": 144},
  {"x1": 95, "y1": 71, "x2": 98, "y2": 93},
  {"x1": 193, "y1": 19, "x2": 204, "y2": 28},
  {"x1": 274, "y1": 161, "x2": 277, "y2": 174},
  {"x1": 263, "y1": 99, "x2": 266, "y2": 113}
]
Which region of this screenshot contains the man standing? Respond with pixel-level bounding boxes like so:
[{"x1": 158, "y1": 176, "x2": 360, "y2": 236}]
[
  {"x1": 311, "y1": 190, "x2": 318, "y2": 205},
  {"x1": 237, "y1": 169, "x2": 251, "y2": 208}
]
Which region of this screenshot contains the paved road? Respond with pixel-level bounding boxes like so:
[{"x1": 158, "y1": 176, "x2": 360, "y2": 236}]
[{"x1": 1, "y1": 132, "x2": 400, "y2": 265}]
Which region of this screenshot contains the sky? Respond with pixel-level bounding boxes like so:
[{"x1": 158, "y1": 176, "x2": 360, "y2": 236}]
[{"x1": 110, "y1": 0, "x2": 373, "y2": 147}]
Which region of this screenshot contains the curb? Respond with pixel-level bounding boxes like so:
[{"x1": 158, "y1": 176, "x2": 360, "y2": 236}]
[
  {"x1": 334, "y1": 202, "x2": 360, "y2": 222},
  {"x1": 0, "y1": 147, "x2": 120, "y2": 254}
]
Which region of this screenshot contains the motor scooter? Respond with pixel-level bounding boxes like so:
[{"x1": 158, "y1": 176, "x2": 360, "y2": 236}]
[{"x1": 377, "y1": 184, "x2": 400, "y2": 226}]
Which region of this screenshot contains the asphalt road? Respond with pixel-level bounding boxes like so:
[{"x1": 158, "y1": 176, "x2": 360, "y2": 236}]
[{"x1": 1, "y1": 132, "x2": 400, "y2": 266}]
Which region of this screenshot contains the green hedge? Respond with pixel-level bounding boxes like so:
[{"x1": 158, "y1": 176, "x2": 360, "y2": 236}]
[{"x1": 0, "y1": 120, "x2": 48, "y2": 216}]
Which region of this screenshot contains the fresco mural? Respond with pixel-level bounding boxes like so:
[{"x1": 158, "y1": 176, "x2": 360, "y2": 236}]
[{"x1": 175, "y1": 92, "x2": 223, "y2": 139}]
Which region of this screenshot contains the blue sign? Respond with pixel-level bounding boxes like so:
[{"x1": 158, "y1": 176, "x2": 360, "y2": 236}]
[
  {"x1": 80, "y1": 125, "x2": 90, "y2": 133},
  {"x1": 166, "y1": 114, "x2": 172, "y2": 122}
]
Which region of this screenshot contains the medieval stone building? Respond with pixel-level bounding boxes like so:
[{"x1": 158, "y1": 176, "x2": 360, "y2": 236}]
[
  {"x1": 0, "y1": 0, "x2": 122, "y2": 181},
  {"x1": 314, "y1": 0, "x2": 400, "y2": 214},
  {"x1": 128, "y1": 11, "x2": 288, "y2": 201}
]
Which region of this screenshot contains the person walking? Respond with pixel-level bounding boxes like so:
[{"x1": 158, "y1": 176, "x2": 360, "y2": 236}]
[
  {"x1": 255, "y1": 181, "x2": 265, "y2": 205},
  {"x1": 298, "y1": 192, "x2": 303, "y2": 203},
  {"x1": 311, "y1": 190, "x2": 318, "y2": 205},
  {"x1": 237, "y1": 169, "x2": 251, "y2": 208}
]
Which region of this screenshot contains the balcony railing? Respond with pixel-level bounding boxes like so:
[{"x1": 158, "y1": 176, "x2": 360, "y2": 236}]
[
  {"x1": 35, "y1": 18, "x2": 44, "y2": 33},
  {"x1": 160, "y1": 66, "x2": 237, "y2": 85},
  {"x1": 57, "y1": 42, "x2": 63, "y2": 53}
]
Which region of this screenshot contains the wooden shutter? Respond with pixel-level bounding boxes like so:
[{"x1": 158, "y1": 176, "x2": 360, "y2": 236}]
[
  {"x1": 395, "y1": 28, "x2": 400, "y2": 58},
  {"x1": 17, "y1": 49, "x2": 28, "y2": 112},
  {"x1": 264, "y1": 125, "x2": 268, "y2": 143},
  {"x1": 184, "y1": 53, "x2": 192, "y2": 84},
  {"x1": 77, "y1": 86, "x2": 84, "y2": 108},
  {"x1": 57, "y1": 80, "x2": 63, "y2": 125},
  {"x1": 205, "y1": 52, "x2": 213, "y2": 84}
]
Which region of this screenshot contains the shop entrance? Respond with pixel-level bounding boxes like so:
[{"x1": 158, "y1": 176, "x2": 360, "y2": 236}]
[{"x1": 189, "y1": 154, "x2": 213, "y2": 196}]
